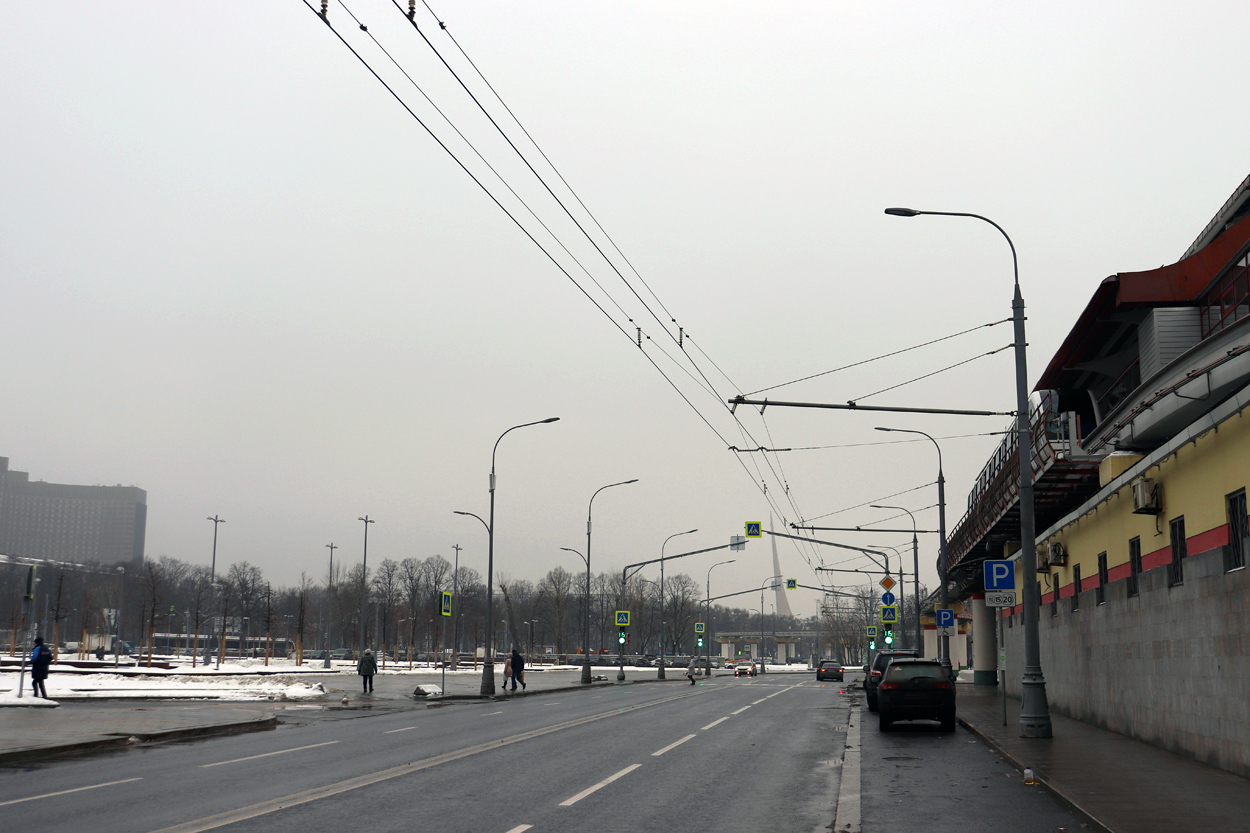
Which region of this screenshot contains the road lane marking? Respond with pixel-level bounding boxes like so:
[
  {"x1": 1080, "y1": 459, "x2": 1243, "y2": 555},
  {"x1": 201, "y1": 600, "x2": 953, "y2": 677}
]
[
  {"x1": 558, "y1": 764, "x2": 641, "y2": 806},
  {"x1": 701, "y1": 716, "x2": 730, "y2": 730},
  {"x1": 503, "y1": 826, "x2": 532, "y2": 833},
  {"x1": 199, "y1": 741, "x2": 339, "y2": 768},
  {"x1": 483, "y1": 711, "x2": 503, "y2": 715},
  {"x1": 764, "y1": 684, "x2": 799, "y2": 700},
  {"x1": 731, "y1": 705, "x2": 752, "y2": 715},
  {"x1": 751, "y1": 697, "x2": 769, "y2": 705},
  {"x1": 652, "y1": 733, "x2": 696, "y2": 757},
  {"x1": 383, "y1": 726, "x2": 416, "y2": 734},
  {"x1": 0, "y1": 778, "x2": 142, "y2": 807},
  {"x1": 152, "y1": 688, "x2": 706, "y2": 833}
]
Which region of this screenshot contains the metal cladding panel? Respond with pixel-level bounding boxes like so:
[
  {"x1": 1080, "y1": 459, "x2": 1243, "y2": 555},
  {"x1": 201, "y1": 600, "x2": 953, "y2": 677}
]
[{"x1": 1139, "y1": 308, "x2": 1201, "y2": 380}]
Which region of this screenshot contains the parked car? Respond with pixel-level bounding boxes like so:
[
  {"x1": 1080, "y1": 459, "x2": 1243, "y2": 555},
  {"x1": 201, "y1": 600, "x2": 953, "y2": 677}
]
[
  {"x1": 734, "y1": 662, "x2": 757, "y2": 678},
  {"x1": 876, "y1": 658, "x2": 956, "y2": 732},
  {"x1": 816, "y1": 660, "x2": 844, "y2": 682},
  {"x1": 865, "y1": 649, "x2": 920, "y2": 711}
]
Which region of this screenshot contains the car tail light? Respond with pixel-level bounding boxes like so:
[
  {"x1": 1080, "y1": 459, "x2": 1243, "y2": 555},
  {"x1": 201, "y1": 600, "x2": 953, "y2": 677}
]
[
  {"x1": 879, "y1": 683, "x2": 898, "y2": 691},
  {"x1": 936, "y1": 682, "x2": 953, "y2": 690},
  {"x1": 871, "y1": 670, "x2": 882, "y2": 678}
]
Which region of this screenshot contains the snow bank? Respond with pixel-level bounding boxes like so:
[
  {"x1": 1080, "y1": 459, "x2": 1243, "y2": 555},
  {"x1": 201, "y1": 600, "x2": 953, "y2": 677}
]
[
  {"x1": 0, "y1": 674, "x2": 325, "y2": 702},
  {"x1": 0, "y1": 691, "x2": 58, "y2": 707}
]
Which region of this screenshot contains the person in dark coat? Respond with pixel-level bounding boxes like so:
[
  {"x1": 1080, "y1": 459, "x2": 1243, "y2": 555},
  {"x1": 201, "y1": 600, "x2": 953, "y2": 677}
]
[
  {"x1": 357, "y1": 648, "x2": 377, "y2": 693},
  {"x1": 30, "y1": 636, "x2": 53, "y2": 698},
  {"x1": 510, "y1": 648, "x2": 525, "y2": 691}
]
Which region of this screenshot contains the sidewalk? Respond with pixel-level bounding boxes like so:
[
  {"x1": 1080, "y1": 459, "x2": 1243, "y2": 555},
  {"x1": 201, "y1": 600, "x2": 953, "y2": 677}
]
[
  {"x1": 0, "y1": 701, "x2": 276, "y2": 764},
  {"x1": 957, "y1": 683, "x2": 1250, "y2": 833}
]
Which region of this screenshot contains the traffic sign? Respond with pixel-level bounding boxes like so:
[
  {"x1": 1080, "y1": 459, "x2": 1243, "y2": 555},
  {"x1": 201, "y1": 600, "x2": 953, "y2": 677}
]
[
  {"x1": 984, "y1": 559, "x2": 1016, "y2": 591},
  {"x1": 745, "y1": 522, "x2": 762, "y2": 538},
  {"x1": 615, "y1": 610, "x2": 630, "y2": 626},
  {"x1": 440, "y1": 591, "x2": 452, "y2": 616},
  {"x1": 730, "y1": 535, "x2": 747, "y2": 551},
  {"x1": 935, "y1": 608, "x2": 955, "y2": 628},
  {"x1": 694, "y1": 622, "x2": 705, "y2": 633},
  {"x1": 881, "y1": 591, "x2": 896, "y2": 606},
  {"x1": 786, "y1": 578, "x2": 797, "y2": 590},
  {"x1": 866, "y1": 626, "x2": 877, "y2": 638},
  {"x1": 937, "y1": 626, "x2": 956, "y2": 637},
  {"x1": 879, "y1": 576, "x2": 896, "y2": 591},
  {"x1": 880, "y1": 605, "x2": 898, "y2": 624},
  {"x1": 985, "y1": 591, "x2": 1016, "y2": 608}
]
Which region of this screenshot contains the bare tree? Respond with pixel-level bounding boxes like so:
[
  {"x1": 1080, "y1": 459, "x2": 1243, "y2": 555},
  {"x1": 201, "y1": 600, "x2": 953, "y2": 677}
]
[
  {"x1": 372, "y1": 559, "x2": 401, "y2": 666},
  {"x1": 400, "y1": 557, "x2": 423, "y2": 666},
  {"x1": 140, "y1": 560, "x2": 166, "y2": 667},
  {"x1": 537, "y1": 567, "x2": 575, "y2": 657}
]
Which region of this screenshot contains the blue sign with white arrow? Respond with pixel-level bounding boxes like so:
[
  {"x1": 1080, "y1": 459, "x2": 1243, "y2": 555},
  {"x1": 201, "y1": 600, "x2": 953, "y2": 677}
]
[
  {"x1": 881, "y1": 591, "x2": 896, "y2": 606},
  {"x1": 984, "y1": 559, "x2": 1016, "y2": 591}
]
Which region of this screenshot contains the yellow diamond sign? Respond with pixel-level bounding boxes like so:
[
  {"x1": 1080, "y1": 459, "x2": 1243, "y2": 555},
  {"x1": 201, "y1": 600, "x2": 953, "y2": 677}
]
[{"x1": 879, "y1": 576, "x2": 896, "y2": 591}]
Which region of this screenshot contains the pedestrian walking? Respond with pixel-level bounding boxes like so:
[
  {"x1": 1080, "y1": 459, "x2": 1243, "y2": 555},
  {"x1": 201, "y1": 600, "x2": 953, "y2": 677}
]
[
  {"x1": 510, "y1": 648, "x2": 525, "y2": 691},
  {"x1": 31, "y1": 636, "x2": 53, "y2": 698},
  {"x1": 502, "y1": 653, "x2": 512, "y2": 692},
  {"x1": 357, "y1": 648, "x2": 377, "y2": 693},
  {"x1": 685, "y1": 657, "x2": 698, "y2": 685}
]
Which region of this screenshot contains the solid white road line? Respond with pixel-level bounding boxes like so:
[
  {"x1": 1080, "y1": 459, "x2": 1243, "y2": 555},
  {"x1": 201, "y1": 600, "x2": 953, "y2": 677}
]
[
  {"x1": 0, "y1": 778, "x2": 142, "y2": 807},
  {"x1": 700, "y1": 716, "x2": 730, "y2": 731},
  {"x1": 731, "y1": 705, "x2": 752, "y2": 715},
  {"x1": 383, "y1": 726, "x2": 416, "y2": 734},
  {"x1": 558, "y1": 764, "x2": 641, "y2": 806},
  {"x1": 199, "y1": 741, "x2": 339, "y2": 768},
  {"x1": 503, "y1": 826, "x2": 532, "y2": 833},
  {"x1": 651, "y1": 734, "x2": 697, "y2": 757},
  {"x1": 832, "y1": 710, "x2": 861, "y2": 833},
  {"x1": 482, "y1": 711, "x2": 503, "y2": 715}
]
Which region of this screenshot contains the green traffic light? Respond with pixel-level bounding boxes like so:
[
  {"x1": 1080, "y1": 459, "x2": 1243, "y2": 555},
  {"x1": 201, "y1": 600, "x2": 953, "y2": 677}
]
[{"x1": 869, "y1": 640, "x2": 876, "y2": 650}]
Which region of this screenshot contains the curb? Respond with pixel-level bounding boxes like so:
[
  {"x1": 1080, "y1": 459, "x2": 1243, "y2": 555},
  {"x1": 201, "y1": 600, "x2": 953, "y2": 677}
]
[
  {"x1": 433, "y1": 674, "x2": 710, "y2": 703},
  {"x1": 0, "y1": 714, "x2": 278, "y2": 765},
  {"x1": 957, "y1": 715, "x2": 1117, "y2": 833}
]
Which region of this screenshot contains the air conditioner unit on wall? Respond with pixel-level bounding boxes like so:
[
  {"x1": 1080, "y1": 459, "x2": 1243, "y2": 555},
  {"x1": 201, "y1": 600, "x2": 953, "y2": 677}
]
[
  {"x1": 1132, "y1": 479, "x2": 1161, "y2": 515},
  {"x1": 1047, "y1": 542, "x2": 1067, "y2": 566}
]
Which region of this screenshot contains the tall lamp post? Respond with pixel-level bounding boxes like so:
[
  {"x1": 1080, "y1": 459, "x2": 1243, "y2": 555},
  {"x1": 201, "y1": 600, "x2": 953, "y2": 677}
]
[
  {"x1": 704, "y1": 559, "x2": 735, "y2": 675},
  {"x1": 583, "y1": 479, "x2": 638, "y2": 684},
  {"x1": 657, "y1": 528, "x2": 698, "y2": 679},
  {"x1": 758, "y1": 574, "x2": 783, "y2": 672},
  {"x1": 205, "y1": 515, "x2": 224, "y2": 664},
  {"x1": 870, "y1": 504, "x2": 921, "y2": 653},
  {"x1": 875, "y1": 427, "x2": 947, "y2": 674},
  {"x1": 323, "y1": 543, "x2": 337, "y2": 669},
  {"x1": 473, "y1": 417, "x2": 560, "y2": 697},
  {"x1": 885, "y1": 206, "x2": 1050, "y2": 737},
  {"x1": 357, "y1": 516, "x2": 375, "y2": 657},
  {"x1": 114, "y1": 565, "x2": 126, "y2": 668}
]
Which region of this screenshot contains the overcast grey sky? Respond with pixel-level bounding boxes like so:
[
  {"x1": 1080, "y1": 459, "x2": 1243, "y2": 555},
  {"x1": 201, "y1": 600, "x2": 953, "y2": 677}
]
[{"x1": 3, "y1": 2, "x2": 1247, "y2": 616}]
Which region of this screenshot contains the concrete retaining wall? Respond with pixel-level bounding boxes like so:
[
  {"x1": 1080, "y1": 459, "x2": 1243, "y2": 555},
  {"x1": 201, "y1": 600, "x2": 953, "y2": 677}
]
[{"x1": 1001, "y1": 545, "x2": 1250, "y2": 778}]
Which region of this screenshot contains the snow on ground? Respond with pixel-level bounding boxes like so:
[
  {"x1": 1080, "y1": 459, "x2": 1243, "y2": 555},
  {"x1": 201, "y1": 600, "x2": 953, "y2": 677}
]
[
  {"x1": 0, "y1": 691, "x2": 58, "y2": 707},
  {"x1": 0, "y1": 673, "x2": 326, "y2": 701}
]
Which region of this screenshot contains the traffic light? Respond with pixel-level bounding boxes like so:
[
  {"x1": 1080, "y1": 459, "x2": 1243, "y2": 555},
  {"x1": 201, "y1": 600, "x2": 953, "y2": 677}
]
[
  {"x1": 696, "y1": 636, "x2": 704, "y2": 648},
  {"x1": 869, "y1": 640, "x2": 876, "y2": 650},
  {"x1": 618, "y1": 628, "x2": 626, "y2": 645},
  {"x1": 884, "y1": 630, "x2": 894, "y2": 645},
  {"x1": 625, "y1": 632, "x2": 630, "y2": 646}
]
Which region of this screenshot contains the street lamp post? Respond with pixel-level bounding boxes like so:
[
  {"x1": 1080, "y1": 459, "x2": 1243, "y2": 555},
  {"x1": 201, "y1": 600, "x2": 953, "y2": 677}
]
[
  {"x1": 657, "y1": 528, "x2": 698, "y2": 679},
  {"x1": 114, "y1": 566, "x2": 126, "y2": 668},
  {"x1": 758, "y1": 574, "x2": 782, "y2": 672},
  {"x1": 583, "y1": 479, "x2": 638, "y2": 684},
  {"x1": 478, "y1": 417, "x2": 560, "y2": 697},
  {"x1": 704, "y1": 559, "x2": 735, "y2": 676},
  {"x1": 886, "y1": 206, "x2": 1051, "y2": 737},
  {"x1": 324, "y1": 543, "x2": 337, "y2": 669},
  {"x1": 205, "y1": 515, "x2": 224, "y2": 664},
  {"x1": 875, "y1": 427, "x2": 947, "y2": 674},
  {"x1": 357, "y1": 517, "x2": 374, "y2": 657},
  {"x1": 871, "y1": 503, "x2": 921, "y2": 653}
]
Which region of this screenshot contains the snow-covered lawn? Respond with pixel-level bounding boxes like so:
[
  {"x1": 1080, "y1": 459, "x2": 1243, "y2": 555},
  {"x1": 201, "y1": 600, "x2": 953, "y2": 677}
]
[{"x1": 0, "y1": 673, "x2": 325, "y2": 702}]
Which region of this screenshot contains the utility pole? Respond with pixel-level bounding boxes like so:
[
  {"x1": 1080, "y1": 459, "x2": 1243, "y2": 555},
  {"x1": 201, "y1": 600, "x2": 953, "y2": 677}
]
[
  {"x1": 324, "y1": 543, "x2": 337, "y2": 669},
  {"x1": 358, "y1": 516, "x2": 374, "y2": 657},
  {"x1": 451, "y1": 544, "x2": 461, "y2": 668},
  {"x1": 205, "y1": 515, "x2": 224, "y2": 664}
]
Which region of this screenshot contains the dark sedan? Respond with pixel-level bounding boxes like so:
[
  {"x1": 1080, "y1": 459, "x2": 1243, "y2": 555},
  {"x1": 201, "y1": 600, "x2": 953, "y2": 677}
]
[
  {"x1": 815, "y1": 660, "x2": 844, "y2": 681},
  {"x1": 876, "y1": 658, "x2": 956, "y2": 732}
]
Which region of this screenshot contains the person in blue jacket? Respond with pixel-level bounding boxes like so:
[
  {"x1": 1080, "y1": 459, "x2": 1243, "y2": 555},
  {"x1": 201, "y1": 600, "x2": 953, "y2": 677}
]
[{"x1": 31, "y1": 636, "x2": 53, "y2": 698}]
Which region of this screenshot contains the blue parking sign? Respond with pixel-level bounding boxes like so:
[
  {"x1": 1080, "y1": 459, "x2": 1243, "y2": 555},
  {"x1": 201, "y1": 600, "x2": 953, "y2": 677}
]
[
  {"x1": 935, "y1": 608, "x2": 955, "y2": 628},
  {"x1": 984, "y1": 560, "x2": 1015, "y2": 591}
]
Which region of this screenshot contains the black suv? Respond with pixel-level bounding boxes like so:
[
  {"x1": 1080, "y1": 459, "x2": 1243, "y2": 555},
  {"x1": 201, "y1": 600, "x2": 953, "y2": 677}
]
[
  {"x1": 864, "y1": 649, "x2": 920, "y2": 712},
  {"x1": 876, "y1": 658, "x2": 956, "y2": 732}
]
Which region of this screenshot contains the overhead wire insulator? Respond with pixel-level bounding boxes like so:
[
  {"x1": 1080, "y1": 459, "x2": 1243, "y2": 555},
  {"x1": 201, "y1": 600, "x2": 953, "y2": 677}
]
[
  {"x1": 408, "y1": 0, "x2": 416, "y2": 21},
  {"x1": 320, "y1": 0, "x2": 328, "y2": 18}
]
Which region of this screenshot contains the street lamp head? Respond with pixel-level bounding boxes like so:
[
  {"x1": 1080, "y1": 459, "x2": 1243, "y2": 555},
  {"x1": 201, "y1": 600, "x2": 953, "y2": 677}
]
[
  {"x1": 874, "y1": 426, "x2": 894, "y2": 432},
  {"x1": 541, "y1": 417, "x2": 560, "y2": 424},
  {"x1": 884, "y1": 207, "x2": 921, "y2": 217},
  {"x1": 624, "y1": 478, "x2": 639, "y2": 484},
  {"x1": 685, "y1": 528, "x2": 698, "y2": 534}
]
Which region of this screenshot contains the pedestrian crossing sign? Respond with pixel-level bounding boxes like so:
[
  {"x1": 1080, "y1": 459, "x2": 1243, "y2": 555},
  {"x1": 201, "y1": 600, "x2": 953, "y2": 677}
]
[
  {"x1": 616, "y1": 610, "x2": 630, "y2": 626},
  {"x1": 745, "y1": 522, "x2": 762, "y2": 538},
  {"x1": 695, "y1": 622, "x2": 705, "y2": 633},
  {"x1": 866, "y1": 626, "x2": 877, "y2": 638},
  {"x1": 880, "y1": 605, "x2": 898, "y2": 624},
  {"x1": 440, "y1": 591, "x2": 452, "y2": 616},
  {"x1": 786, "y1": 578, "x2": 796, "y2": 590}
]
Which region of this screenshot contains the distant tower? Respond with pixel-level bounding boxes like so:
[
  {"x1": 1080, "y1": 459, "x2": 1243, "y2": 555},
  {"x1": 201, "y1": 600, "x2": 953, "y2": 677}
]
[{"x1": 770, "y1": 516, "x2": 793, "y2": 617}]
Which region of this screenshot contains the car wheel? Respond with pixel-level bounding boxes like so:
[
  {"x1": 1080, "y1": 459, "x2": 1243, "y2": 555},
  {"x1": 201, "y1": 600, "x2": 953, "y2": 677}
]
[
  {"x1": 879, "y1": 713, "x2": 892, "y2": 732},
  {"x1": 867, "y1": 696, "x2": 878, "y2": 713}
]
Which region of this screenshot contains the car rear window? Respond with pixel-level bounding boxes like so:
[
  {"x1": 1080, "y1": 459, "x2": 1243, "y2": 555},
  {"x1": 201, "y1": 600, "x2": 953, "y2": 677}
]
[{"x1": 884, "y1": 663, "x2": 946, "y2": 681}]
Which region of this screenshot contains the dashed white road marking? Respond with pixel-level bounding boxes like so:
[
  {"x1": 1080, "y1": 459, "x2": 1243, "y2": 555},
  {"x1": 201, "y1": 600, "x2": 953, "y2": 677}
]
[
  {"x1": 652, "y1": 733, "x2": 697, "y2": 756},
  {"x1": 701, "y1": 716, "x2": 730, "y2": 730},
  {"x1": 482, "y1": 711, "x2": 503, "y2": 715},
  {"x1": 503, "y1": 826, "x2": 533, "y2": 833},
  {"x1": 751, "y1": 697, "x2": 769, "y2": 705},
  {"x1": 200, "y1": 741, "x2": 339, "y2": 768},
  {"x1": 383, "y1": 726, "x2": 416, "y2": 734},
  {"x1": 731, "y1": 705, "x2": 752, "y2": 715},
  {"x1": 558, "y1": 764, "x2": 641, "y2": 806},
  {"x1": 0, "y1": 778, "x2": 142, "y2": 807}
]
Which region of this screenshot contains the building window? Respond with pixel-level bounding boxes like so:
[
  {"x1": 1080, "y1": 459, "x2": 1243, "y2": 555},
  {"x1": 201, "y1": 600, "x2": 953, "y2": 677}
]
[
  {"x1": 1096, "y1": 552, "x2": 1108, "y2": 605},
  {"x1": 1227, "y1": 490, "x2": 1248, "y2": 572},
  {"x1": 1169, "y1": 517, "x2": 1187, "y2": 587},
  {"x1": 1128, "y1": 537, "x2": 1141, "y2": 597},
  {"x1": 1071, "y1": 565, "x2": 1081, "y2": 611},
  {"x1": 1199, "y1": 250, "x2": 1250, "y2": 338},
  {"x1": 1051, "y1": 574, "x2": 1059, "y2": 617}
]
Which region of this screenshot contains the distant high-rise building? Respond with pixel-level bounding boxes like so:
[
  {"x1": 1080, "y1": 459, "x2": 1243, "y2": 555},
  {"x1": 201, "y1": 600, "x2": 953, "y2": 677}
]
[{"x1": 0, "y1": 456, "x2": 146, "y2": 566}]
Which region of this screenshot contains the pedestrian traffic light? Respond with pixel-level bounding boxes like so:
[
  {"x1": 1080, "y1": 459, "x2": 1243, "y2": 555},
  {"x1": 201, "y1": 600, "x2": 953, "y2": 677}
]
[
  {"x1": 617, "y1": 628, "x2": 626, "y2": 645},
  {"x1": 884, "y1": 630, "x2": 894, "y2": 645},
  {"x1": 625, "y1": 632, "x2": 630, "y2": 646},
  {"x1": 697, "y1": 636, "x2": 704, "y2": 648},
  {"x1": 869, "y1": 639, "x2": 876, "y2": 650}
]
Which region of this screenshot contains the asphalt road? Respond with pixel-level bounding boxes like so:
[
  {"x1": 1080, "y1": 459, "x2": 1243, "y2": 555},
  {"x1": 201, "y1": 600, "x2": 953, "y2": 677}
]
[{"x1": 0, "y1": 673, "x2": 848, "y2": 833}]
